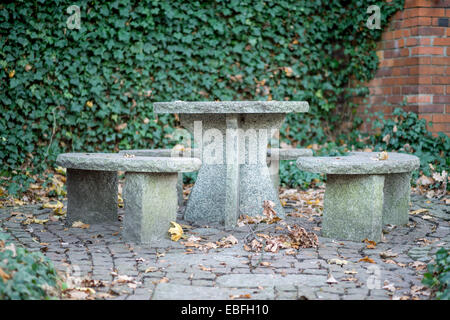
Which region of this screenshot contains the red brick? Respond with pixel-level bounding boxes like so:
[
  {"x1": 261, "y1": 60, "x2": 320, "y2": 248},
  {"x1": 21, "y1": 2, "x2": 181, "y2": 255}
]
[
  {"x1": 418, "y1": 86, "x2": 445, "y2": 94},
  {"x1": 433, "y1": 114, "x2": 450, "y2": 122},
  {"x1": 392, "y1": 67, "x2": 409, "y2": 76},
  {"x1": 402, "y1": 86, "x2": 419, "y2": 94},
  {"x1": 434, "y1": 95, "x2": 450, "y2": 103},
  {"x1": 406, "y1": 38, "x2": 418, "y2": 46},
  {"x1": 432, "y1": 57, "x2": 450, "y2": 65},
  {"x1": 419, "y1": 104, "x2": 445, "y2": 113},
  {"x1": 411, "y1": 47, "x2": 444, "y2": 55},
  {"x1": 418, "y1": 8, "x2": 446, "y2": 16},
  {"x1": 419, "y1": 114, "x2": 433, "y2": 122},
  {"x1": 369, "y1": 87, "x2": 392, "y2": 95},
  {"x1": 418, "y1": 76, "x2": 433, "y2": 84},
  {"x1": 392, "y1": 86, "x2": 402, "y2": 95},
  {"x1": 405, "y1": 0, "x2": 434, "y2": 8},
  {"x1": 407, "y1": 95, "x2": 432, "y2": 103},
  {"x1": 393, "y1": 29, "x2": 404, "y2": 39},
  {"x1": 410, "y1": 66, "x2": 444, "y2": 75},
  {"x1": 429, "y1": 123, "x2": 450, "y2": 133},
  {"x1": 413, "y1": 27, "x2": 446, "y2": 36},
  {"x1": 418, "y1": 38, "x2": 432, "y2": 45},
  {"x1": 433, "y1": 38, "x2": 450, "y2": 46},
  {"x1": 433, "y1": 76, "x2": 450, "y2": 84},
  {"x1": 375, "y1": 67, "x2": 392, "y2": 77}
]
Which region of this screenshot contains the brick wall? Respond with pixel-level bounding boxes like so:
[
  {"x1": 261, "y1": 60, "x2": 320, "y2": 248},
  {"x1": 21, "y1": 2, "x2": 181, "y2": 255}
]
[{"x1": 360, "y1": 0, "x2": 450, "y2": 135}]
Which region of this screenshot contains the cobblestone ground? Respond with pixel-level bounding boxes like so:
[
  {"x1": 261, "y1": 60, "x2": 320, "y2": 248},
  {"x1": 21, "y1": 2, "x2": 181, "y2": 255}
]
[{"x1": 0, "y1": 191, "x2": 448, "y2": 300}]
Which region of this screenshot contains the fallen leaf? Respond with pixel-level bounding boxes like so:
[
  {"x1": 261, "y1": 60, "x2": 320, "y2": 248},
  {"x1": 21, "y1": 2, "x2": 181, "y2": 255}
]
[
  {"x1": 378, "y1": 151, "x2": 388, "y2": 160},
  {"x1": 168, "y1": 221, "x2": 183, "y2": 241},
  {"x1": 380, "y1": 250, "x2": 398, "y2": 259},
  {"x1": 328, "y1": 259, "x2": 348, "y2": 266},
  {"x1": 409, "y1": 209, "x2": 429, "y2": 215},
  {"x1": 344, "y1": 270, "x2": 358, "y2": 275},
  {"x1": 358, "y1": 256, "x2": 375, "y2": 264},
  {"x1": 22, "y1": 218, "x2": 48, "y2": 225},
  {"x1": 382, "y1": 280, "x2": 396, "y2": 292},
  {"x1": 230, "y1": 294, "x2": 251, "y2": 299},
  {"x1": 0, "y1": 267, "x2": 11, "y2": 282},
  {"x1": 72, "y1": 221, "x2": 90, "y2": 229}
]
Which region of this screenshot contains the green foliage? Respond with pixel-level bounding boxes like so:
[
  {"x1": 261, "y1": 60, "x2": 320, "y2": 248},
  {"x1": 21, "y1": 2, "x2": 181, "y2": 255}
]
[
  {"x1": 0, "y1": 0, "x2": 404, "y2": 194},
  {"x1": 368, "y1": 108, "x2": 450, "y2": 183},
  {"x1": 279, "y1": 108, "x2": 450, "y2": 189},
  {"x1": 0, "y1": 232, "x2": 60, "y2": 299},
  {"x1": 422, "y1": 247, "x2": 450, "y2": 300}
]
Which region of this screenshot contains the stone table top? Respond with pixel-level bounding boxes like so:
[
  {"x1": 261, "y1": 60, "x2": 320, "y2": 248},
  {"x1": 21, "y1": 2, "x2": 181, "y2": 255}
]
[
  {"x1": 153, "y1": 101, "x2": 309, "y2": 114},
  {"x1": 297, "y1": 152, "x2": 420, "y2": 175},
  {"x1": 56, "y1": 153, "x2": 201, "y2": 173}
]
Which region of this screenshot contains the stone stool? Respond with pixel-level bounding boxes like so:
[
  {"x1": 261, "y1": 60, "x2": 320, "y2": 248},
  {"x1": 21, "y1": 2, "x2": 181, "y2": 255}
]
[
  {"x1": 296, "y1": 152, "x2": 419, "y2": 242},
  {"x1": 56, "y1": 153, "x2": 201, "y2": 243}
]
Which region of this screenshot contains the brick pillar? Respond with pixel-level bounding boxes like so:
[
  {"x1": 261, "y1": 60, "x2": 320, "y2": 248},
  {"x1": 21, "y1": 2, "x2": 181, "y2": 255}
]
[{"x1": 361, "y1": 0, "x2": 450, "y2": 136}]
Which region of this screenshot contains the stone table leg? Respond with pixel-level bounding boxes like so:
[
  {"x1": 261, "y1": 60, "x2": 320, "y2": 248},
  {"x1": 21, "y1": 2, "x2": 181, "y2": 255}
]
[
  {"x1": 123, "y1": 172, "x2": 178, "y2": 243},
  {"x1": 322, "y1": 174, "x2": 385, "y2": 242},
  {"x1": 66, "y1": 169, "x2": 118, "y2": 225},
  {"x1": 382, "y1": 172, "x2": 412, "y2": 226},
  {"x1": 180, "y1": 113, "x2": 285, "y2": 225}
]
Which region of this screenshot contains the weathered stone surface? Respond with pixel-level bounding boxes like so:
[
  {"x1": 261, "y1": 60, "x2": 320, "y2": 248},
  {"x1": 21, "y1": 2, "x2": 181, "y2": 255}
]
[
  {"x1": 268, "y1": 148, "x2": 313, "y2": 160},
  {"x1": 224, "y1": 115, "x2": 240, "y2": 228},
  {"x1": 154, "y1": 100, "x2": 309, "y2": 114},
  {"x1": 120, "y1": 147, "x2": 312, "y2": 160},
  {"x1": 56, "y1": 153, "x2": 201, "y2": 173},
  {"x1": 322, "y1": 174, "x2": 385, "y2": 242},
  {"x1": 179, "y1": 113, "x2": 285, "y2": 224},
  {"x1": 267, "y1": 148, "x2": 313, "y2": 188},
  {"x1": 383, "y1": 172, "x2": 412, "y2": 225},
  {"x1": 123, "y1": 172, "x2": 178, "y2": 243},
  {"x1": 297, "y1": 152, "x2": 419, "y2": 175},
  {"x1": 66, "y1": 169, "x2": 118, "y2": 224},
  {"x1": 153, "y1": 283, "x2": 275, "y2": 300},
  {"x1": 215, "y1": 274, "x2": 326, "y2": 287}
]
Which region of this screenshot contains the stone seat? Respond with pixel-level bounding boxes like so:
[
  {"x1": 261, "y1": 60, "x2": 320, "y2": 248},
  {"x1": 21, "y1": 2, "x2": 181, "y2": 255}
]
[
  {"x1": 119, "y1": 147, "x2": 313, "y2": 205},
  {"x1": 56, "y1": 153, "x2": 201, "y2": 243},
  {"x1": 296, "y1": 152, "x2": 420, "y2": 242}
]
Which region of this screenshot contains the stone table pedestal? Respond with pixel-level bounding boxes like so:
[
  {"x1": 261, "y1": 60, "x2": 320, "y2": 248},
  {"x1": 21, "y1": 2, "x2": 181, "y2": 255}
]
[{"x1": 154, "y1": 101, "x2": 309, "y2": 227}]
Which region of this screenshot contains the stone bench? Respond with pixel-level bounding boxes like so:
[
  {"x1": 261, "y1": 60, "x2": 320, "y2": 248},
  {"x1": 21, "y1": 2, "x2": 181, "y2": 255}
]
[
  {"x1": 119, "y1": 147, "x2": 313, "y2": 204},
  {"x1": 56, "y1": 153, "x2": 201, "y2": 243},
  {"x1": 296, "y1": 152, "x2": 420, "y2": 242}
]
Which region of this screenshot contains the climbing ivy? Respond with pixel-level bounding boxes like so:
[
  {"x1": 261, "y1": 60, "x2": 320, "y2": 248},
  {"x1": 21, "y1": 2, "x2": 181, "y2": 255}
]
[{"x1": 0, "y1": 0, "x2": 404, "y2": 194}]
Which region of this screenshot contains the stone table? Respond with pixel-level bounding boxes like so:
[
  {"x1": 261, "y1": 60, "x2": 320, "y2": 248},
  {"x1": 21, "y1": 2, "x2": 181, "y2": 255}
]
[{"x1": 154, "y1": 101, "x2": 309, "y2": 227}]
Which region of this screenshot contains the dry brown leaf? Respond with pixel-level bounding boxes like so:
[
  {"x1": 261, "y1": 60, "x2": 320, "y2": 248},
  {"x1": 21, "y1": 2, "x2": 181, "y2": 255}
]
[
  {"x1": 0, "y1": 267, "x2": 12, "y2": 282},
  {"x1": 380, "y1": 250, "x2": 398, "y2": 259},
  {"x1": 229, "y1": 293, "x2": 251, "y2": 300},
  {"x1": 409, "y1": 208, "x2": 429, "y2": 215},
  {"x1": 72, "y1": 221, "x2": 90, "y2": 229},
  {"x1": 358, "y1": 256, "x2": 375, "y2": 264},
  {"x1": 144, "y1": 267, "x2": 158, "y2": 273}
]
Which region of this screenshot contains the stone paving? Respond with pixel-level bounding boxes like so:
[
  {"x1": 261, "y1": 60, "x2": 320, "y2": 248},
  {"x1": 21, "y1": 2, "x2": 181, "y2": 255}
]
[{"x1": 0, "y1": 190, "x2": 448, "y2": 300}]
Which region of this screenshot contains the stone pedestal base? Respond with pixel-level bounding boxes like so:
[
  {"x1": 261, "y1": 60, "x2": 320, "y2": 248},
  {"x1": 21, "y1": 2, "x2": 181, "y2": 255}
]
[
  {"x1": 66, "y1": 169, "x2": 118, "y2": 225},
  {"x1": 322, "y1": 174, "x2": 384, "y2": 242},
  {"x1": 123, "y1": 172, "x2": 178, "y2": 243}
]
